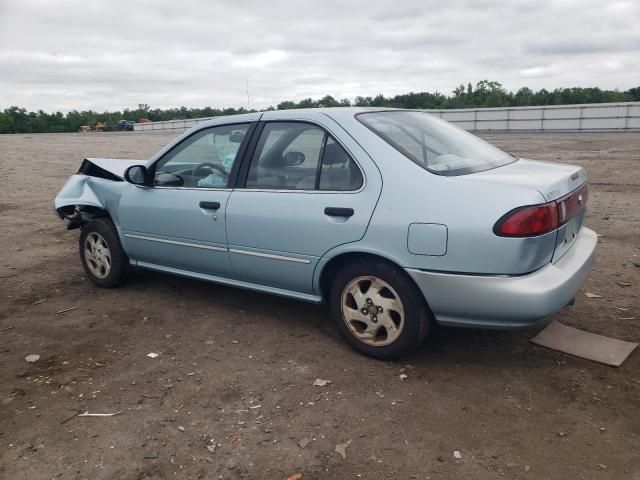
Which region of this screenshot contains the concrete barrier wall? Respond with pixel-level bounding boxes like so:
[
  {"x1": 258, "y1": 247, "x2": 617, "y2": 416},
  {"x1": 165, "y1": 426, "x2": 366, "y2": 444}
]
[
  {"x1": 135, "y1": 118, "x2": 206, "y2": 131},
  {"x1": 425, "y1": 102, "x2": 640, "y2": 131},
  {"x1": 134, "y1": 101, "x2": 640, "y2": 132}
]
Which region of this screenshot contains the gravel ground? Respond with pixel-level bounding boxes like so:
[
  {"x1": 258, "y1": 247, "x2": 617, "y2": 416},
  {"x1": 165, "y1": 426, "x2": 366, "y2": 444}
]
[{"x1": 0, "y1": 130, "x2": 639, "y2": 480}]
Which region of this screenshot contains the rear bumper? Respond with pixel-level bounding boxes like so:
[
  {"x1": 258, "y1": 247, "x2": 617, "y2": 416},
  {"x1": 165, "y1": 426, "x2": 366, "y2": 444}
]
[{"x1": 406, "y1": 227, "x2": 597, "y2": 329}]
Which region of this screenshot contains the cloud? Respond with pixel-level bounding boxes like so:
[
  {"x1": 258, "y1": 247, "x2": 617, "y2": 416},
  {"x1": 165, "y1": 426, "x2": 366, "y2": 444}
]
[
  {"x1": 232, "y1": 50, "x2": 287, "y2": 68},
  {"x1": 0, "y1": 0, "x2": 638, "y2": 112}
]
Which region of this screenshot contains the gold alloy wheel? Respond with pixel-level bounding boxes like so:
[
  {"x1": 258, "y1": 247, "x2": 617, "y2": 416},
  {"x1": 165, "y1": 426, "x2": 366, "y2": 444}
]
[
  {"x1": 340, "y1": 276, "x2": 405, "y2": 346},
  {"x1": 84, "y1": 232, "x2": 112, "y2": 279}
]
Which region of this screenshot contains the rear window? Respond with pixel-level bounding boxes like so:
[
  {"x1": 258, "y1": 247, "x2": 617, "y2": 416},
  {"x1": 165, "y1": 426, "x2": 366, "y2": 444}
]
[{"x1": 357, "y1": 110, "x2": 516, "y2": 176}]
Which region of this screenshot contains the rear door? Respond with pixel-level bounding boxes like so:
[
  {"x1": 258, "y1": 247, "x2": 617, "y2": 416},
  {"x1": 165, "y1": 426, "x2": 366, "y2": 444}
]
[{"x1": 226, "y1": 113, "x2": 382, "y2": 294}]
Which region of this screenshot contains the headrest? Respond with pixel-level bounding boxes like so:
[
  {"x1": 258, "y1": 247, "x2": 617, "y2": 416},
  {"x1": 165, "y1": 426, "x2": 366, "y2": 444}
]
[{"x1": 323, "y1": 142, "x2": 349, "y2": 165}]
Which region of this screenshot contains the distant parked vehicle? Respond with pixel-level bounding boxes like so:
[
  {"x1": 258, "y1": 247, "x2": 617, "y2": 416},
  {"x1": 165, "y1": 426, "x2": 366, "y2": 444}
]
[
  {"x1": 117, "y1": 119, "x2": 135, "y2": 131},
  {"x1": 54, "y1": 108, "x2": 596, "y2": 359}
]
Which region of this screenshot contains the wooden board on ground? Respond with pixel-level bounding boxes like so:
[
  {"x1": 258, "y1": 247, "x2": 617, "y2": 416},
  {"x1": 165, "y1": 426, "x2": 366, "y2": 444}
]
[{"x1": 531, "y1": 321, "x2": 638, "y2": 367}]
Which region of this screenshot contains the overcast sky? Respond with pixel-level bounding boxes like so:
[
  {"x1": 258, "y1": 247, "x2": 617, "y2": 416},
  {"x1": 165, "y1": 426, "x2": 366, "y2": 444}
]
[{"x1": 0, "y1": 0, "x2": 638, "y2": 112}]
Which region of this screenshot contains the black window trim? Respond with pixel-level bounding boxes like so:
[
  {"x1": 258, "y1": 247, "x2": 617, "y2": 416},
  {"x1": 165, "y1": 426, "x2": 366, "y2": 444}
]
[
  {"x1": 355, "y1": 110, "x2": 517, "y2": 177},
  {"x1": 148, "y1": 120, "x2": 257, "y2": 189},
  {"x1": 235, "y1": 119, "x2": 365, "y2": 193},
  {"x1": 314, "y1": 132, "x2": 329, "y2": 190}
]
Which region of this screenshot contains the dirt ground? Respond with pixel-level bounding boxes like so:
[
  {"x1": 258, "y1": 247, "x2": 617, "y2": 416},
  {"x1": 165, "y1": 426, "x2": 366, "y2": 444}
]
[{"x1": 0, "y1": 130, "x2": 639, "y2": 480}]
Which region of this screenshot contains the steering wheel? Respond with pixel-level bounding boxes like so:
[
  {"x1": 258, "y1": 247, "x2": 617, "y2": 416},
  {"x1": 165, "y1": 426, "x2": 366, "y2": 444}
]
[{"x1": 193, "y1": 162, "x2": 228, "y2": 179}]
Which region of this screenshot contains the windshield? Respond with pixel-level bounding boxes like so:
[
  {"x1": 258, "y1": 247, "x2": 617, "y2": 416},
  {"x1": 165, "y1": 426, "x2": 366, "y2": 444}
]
[{"x1": 357, "y1": 110, "x2": 516, "y2": 176}]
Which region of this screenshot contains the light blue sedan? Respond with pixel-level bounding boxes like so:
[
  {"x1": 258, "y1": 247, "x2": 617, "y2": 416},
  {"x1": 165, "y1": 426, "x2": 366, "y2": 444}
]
[{"x1": 55, "y1": 108, "x2": 596, "y2": 359}]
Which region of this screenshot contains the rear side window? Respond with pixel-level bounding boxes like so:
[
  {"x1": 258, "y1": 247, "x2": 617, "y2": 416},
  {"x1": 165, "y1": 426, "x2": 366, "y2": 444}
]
[
  {"x1": 245, "y1": 122, "x2": 363, "y2": 191},
  {"x1": 357, "y1": 111, "x2": 515, "y2": 176},
  {"x1": 319, "y1": 137, "x2": 363, "y2": 191}
]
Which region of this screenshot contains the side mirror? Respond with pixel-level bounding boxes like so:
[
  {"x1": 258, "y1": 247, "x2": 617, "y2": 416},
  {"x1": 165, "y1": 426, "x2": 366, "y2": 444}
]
[
  {"x1": 124, "y1": 165, "x2": 148, "y2": 185},
  {"x1": 284, "y1": 151, "x2": 305, "y2": 166}
]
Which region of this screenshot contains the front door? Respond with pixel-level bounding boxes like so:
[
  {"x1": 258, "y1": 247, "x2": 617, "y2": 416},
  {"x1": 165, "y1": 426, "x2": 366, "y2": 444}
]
[
  {"x1": 226, "y1": 118, "x2": 381, "y2": 294},
  {"x1": 119, "y1": 122, "x2": 253, "y2": 277}
]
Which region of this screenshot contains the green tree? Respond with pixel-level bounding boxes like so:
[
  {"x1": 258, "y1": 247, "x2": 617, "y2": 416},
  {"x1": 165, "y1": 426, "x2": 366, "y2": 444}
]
[
  {"x1": 0, "y1": 112, "x2": 11, "y2": 133},
  {"x1": 276, "y1": 100, "x2": 296, "y2": 110},
  {"x1": 1, "y1": 83, "x2": 638, "y2": 133}
]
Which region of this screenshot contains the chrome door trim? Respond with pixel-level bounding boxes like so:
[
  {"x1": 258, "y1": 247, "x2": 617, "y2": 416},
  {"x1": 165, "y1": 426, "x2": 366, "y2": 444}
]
[
  {"x1": 234, "y1": 187, "x2": 364, "y2": 194},
  {"x1": 152, "y1": 186, "x2": 233, "y2": 192},
  {"x1": 124, "y1": 234, "x2": 228, "y2": 252},
  {"x1": 228, "y1": 248, "x2": 311, "y2": 264},
  {"x1": 125, "y1": 234, "x2": 311, "y2": 264}
]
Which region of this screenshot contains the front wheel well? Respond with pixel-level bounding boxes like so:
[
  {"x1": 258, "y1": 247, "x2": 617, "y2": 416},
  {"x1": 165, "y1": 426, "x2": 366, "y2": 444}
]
[
  {"x1": 319, "y1": 252, "x2": 406, "y2": 301},
  {"x1": 57, "y1": 205, "x2": 112, "y2": 230}
]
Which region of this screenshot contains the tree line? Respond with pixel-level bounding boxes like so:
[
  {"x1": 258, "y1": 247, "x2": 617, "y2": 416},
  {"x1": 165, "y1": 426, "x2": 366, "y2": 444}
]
[{"x1": 1, "y1": 80, "x2": 638, "y2": 134}]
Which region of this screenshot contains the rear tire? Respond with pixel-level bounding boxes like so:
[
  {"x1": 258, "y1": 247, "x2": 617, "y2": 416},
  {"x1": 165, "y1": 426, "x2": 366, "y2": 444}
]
[
  {"x1": 329, "y1": 258, "x2": 431, "y2": 360},
  {"x1": 79, "y1": 218, "x2": 130, "y2": 288}
]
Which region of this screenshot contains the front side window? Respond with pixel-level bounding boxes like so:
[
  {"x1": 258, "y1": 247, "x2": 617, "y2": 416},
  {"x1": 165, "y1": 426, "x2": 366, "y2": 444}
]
[
  {"x1": 245, "y1": 122, "x2": 363, "y2": 191},
  {"x1": 357, "y1": 111, "x2": 515, "y2": 176},
  {"x1": 154, "y1": 123, "x2": 250, "y2": 188}
]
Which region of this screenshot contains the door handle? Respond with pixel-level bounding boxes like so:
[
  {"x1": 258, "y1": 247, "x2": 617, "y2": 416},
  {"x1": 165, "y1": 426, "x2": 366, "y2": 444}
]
[
  {"x1": 324, "y1": 207, "x2": 354, "y2": 217},
  {"x1": 199, "y1": 201, "x2": 221, "y2": 210}
]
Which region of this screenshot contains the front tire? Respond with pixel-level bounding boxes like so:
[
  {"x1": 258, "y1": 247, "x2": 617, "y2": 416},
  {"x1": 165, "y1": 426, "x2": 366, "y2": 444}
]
[
  {"x1": 79, "y1": 218, "x2": 130, "y2": 288},
  {"x1": 329, "y1": 258, "x2": 431, "y2": 360}
]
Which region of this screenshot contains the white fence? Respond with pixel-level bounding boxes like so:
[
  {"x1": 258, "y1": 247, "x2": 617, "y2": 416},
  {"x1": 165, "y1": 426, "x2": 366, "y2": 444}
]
[
  {"x1": 134, "y1": 118, "x2": 207, "y2": 131},
  {"x1": 134, "y1": 101, "x2": 640, "y2": 132},
  {"x1": 425, "y1": 102, "x2": 640, "y2": 131}
]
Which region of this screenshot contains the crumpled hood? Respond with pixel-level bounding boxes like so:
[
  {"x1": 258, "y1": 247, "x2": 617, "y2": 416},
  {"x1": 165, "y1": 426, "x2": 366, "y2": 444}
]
[{"x1": 85, "y1": 158, "x2": 147, "y2": 178}]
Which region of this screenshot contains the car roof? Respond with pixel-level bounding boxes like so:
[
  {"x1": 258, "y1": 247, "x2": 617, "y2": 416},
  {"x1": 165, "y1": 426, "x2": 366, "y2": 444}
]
[
  {"x1": 265, "y1": 106, "x2": 398, "y2": 115},
  {"x1": 193, "y1": 107, "x2": 404, "y2": 129}
]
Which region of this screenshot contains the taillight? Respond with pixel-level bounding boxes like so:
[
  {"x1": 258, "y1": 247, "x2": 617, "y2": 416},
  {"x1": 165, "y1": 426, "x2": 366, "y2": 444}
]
[
  {"x1": 494, "y1": 202, "x2": 559, "y2": 237},
  {"x1": 557, "y1": 183, "x2": 588, "y2": 225},
  {"x1": 495, "y1": 183, "x2": 588, "y2": 238}
]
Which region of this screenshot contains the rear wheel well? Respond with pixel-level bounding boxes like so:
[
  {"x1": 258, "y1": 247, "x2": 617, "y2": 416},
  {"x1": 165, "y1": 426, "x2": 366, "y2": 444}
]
[{"x1": 319, "y1": 252, "x2": 405, "y2": 301}]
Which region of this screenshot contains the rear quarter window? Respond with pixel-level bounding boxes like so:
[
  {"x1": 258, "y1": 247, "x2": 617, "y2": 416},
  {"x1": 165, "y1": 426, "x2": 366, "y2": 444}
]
[{"x1": 357, "y1": 111, "x2": 515, "y2": 176}]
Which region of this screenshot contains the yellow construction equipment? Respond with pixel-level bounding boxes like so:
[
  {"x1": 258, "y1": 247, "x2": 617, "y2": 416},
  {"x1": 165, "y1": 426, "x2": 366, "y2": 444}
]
[{"x1": 79, "y1": 122, "x2": 107, "y2": 133}]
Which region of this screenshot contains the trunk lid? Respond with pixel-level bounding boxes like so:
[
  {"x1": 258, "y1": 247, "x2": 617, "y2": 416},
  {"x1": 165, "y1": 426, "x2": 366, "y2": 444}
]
[
  {"x1": 470, "y1": 158, "x2": 589, "y2": 262},
  {"x1": 470, "y1": 158, "x2": 587, "y2": 202}
]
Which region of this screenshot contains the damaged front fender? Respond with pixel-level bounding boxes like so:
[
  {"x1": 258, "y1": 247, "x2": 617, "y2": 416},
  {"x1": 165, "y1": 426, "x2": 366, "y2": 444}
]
[
  {"x1": 55, "y1": 175, "x2": 103, "y2": 213},
  {"x1": 54, "y1": 157, "x2": 145, "y2": 229},
  {"x1": 54, "y1": 174, "x2": 128, "y2": 229}
]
